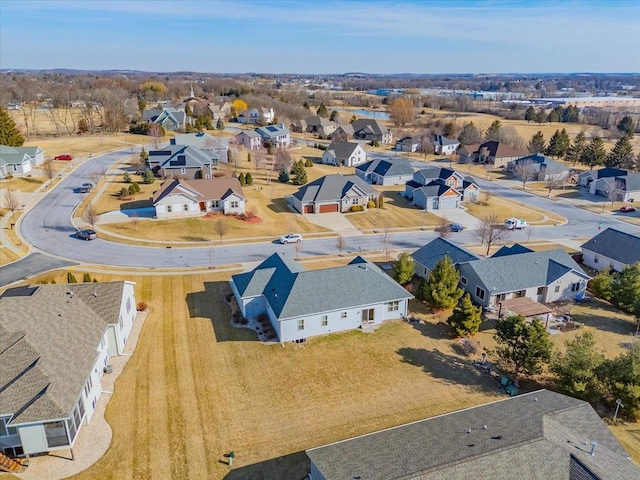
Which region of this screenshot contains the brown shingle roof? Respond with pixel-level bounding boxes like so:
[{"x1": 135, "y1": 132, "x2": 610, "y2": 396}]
[{"x1": 152, "y1": 178, "x2": 244, "y2": 204}]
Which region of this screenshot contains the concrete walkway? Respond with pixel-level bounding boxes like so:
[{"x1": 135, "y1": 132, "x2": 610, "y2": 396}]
[
  {"x1": 304, "y1": 212, "x2": 363, "y2": 235},
  {"x1": 17, "y1": 310, "x2": 149, "y2": 480}
]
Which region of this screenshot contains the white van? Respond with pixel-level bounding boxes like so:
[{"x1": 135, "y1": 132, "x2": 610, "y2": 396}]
[{"x1": 505, "y1": 218, "x2": 528, "y2": 230}]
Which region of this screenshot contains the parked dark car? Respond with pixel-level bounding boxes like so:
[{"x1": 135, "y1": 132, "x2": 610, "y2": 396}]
[
  {"x1": 449, "y1": 223, "x2": 465, "y2": 232},
  {"x1": 76, "y1": 229, "x2": 97, "y2": 240}
]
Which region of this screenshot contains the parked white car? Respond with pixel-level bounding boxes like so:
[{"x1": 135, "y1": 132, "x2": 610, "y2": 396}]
[
  {"x1": 279, "y1": 233, "x2": 303, "y2": 244},
  {"x1": 505, "y1": 218, "x2": 529, "y2": 230}
]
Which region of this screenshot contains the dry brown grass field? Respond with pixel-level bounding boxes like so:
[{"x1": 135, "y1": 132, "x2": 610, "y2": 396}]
[
  {"x1": 3, "y1": 262, "x2": 635, "y2": 478},
  {"x1": 464, "y1": 195, "x2": 565, "y2": 225}
]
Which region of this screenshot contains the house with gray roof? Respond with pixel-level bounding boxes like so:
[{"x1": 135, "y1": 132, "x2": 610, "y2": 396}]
[
  {"x1": 234, "y1": 129, "x2": 262, "y2": 150},
  {"x1": 351, "y1": 119, "x2": 393, "y2": 144},
  {"x1": 0, "y1": 281, "x2": 137, "y2": 458},
  {"x1": 412, "y1": 237, "x2": 480, "y2": 279},
  {"x1": 405, "y1": 167, "x2": 480, "y2": 210},
  {"x1": 507, "y1": 153, "x2": 570, "y2": 182},
  {"x1": 432, "y1": 134, "x2": 460, "y2": 155},
  {"x1": 142, "y1": 107, "x2": 189, "y2": 131},
  {"x1": 457, "y1": 248, "x2": 590, "y2": 307},
  {"x1": 230, "y1": 253, "x2": 413, "y2": 342},
  {"x1": 0, "y1": 145, "x2": 33, "y2": 176},
  {"x1": 306, "y1": 389, "x2": 639, "y2": 480},
  {"x1": 355, "y1": 157, "x2": 414, "y2": 186},
  {"x1": 292, "y1": 174, "x2": 380, "y2": 214},
  {"x1": 330, "y1": 123, "x2": 355, "y2": 141},
  {"x1": 237, "y1": 107, "x2": 275, "y2": 125},
  {"x1": 581, "y1": 228, "x2": 640, "y2": 273},
  {"x1": 321, "y1": 140, "x2": 368, "y2": 167},
  {"x1": 394, "y1": 136, "x2": 421, "y2": 153},
  {"x1": 577, "y1": 167, "x2": 627, "y2": 188},
  {"x1": 171, "y1": 132, "x2": 228, "y2": 162},
  {"x1": 458, "y1": 141, "x2": 527, "y2": 168},
  {"x1": 255, "y1": 124, "x2": 290, "y2": 148},
  {"x1": 303, "y1": 115, "x2": 338, "y2": 137},
  {"x1": 152, "y1": 177, "x2": 245, "y2": 218},
  {"x1": 589, "y1": 172, "x2": 640, "y2": 202},
  {"x1": 147, "y1": 145, "x2": 217, "y2": 180}
]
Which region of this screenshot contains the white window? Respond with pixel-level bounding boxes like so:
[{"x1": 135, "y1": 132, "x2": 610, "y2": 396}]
[
  {"x1": 0, "y1": 418, "x2": 17, "y2": 437},
  {"x1": 212, "y1": 200, "x2": 220, "y2": 208},
  {"x1": 180, "y1": 168, "x2": 186, "y2": 175},
  {"x1": 84, "y1": 376, "x2": 93, "y2": 398},
  {"x1": 387, "y1": 301, "x2": 399, "y2": 312},
  {"x1": 571, "y1": 282, "x2": 581, "y2": 292},
  {"x1": 461, "y1": 276, "x2": 467, "y2": 285},
  {"x1": 230, "y1": 201, "x2": 239, "y2": 208},
  {"x1": 297, "y1": 319, "x2": 305, "y2": 331},
  {"x1": 167, "y1": 205, "x2": 173, "y2": 213},
  {"x1": 475, "y1": 287, "x2": 486, "y2": 300},
  {"x1": 352, "y1": 198, "x2": 360, "y2": 205},
  {"x1": 119, "y1": 315, "x2": 123, "y2": 329},
  {"x1": 183, "y1": 204, "x2": 189, "y2": 211},
  {"x1": 126, "y1": 298, "x2": 131, "y2": 314},
  {"x1": 341, "y1": 312, "x2": 347, "y2": 319},
  {"x1": 321, "y1": 315, "x2": 328, "y2": 327}
]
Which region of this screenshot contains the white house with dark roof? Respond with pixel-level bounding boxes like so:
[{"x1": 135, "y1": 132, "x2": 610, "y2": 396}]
[
  {"x1": 230, "y1": 253, "x2": 413, "y2": 342},
  {"x1": 152, "y1": 178, "x2": 245, "y2": 218},
  {"x1": 457, "y1": 247, "x2": 590, "y2": 308},
  {"x1": 394, "y1": 136, "x2": 421, "y2": 152},
  {"x1": 171, "y1": 132, "x2": 228, "y2": 163},
  {"x1": 306, "y1": 389, "x2": 640, "y2": 480},
  {"x1": 322, "y1": 140, "x2": 367, "y2": 167},
  {"x1": 581, "y1": 228, "x2": 640, "y2": 273},
  {"x1": 0, "y1": 282, "x2": 136, "y2": 459},
  {"x1": 355, "y1": 157, "x2": 414, "y2": 185},
  {"x1": 147, "y1": 145, "x2": 217, "y2": 179},
  {"x1": 405, "y1": 167, "x2": 480, "y2": 210},
  {"x1": 412, "y1": 237, "x2": 480, "y2": 280},
  {"x1": 237, "y1": 107, "x2": 275, "y2": 125},
  {"x1": 292, "y1": 174, "x2": 380, "y2": 214},
  {"x1": 432, "y1": 134, "x2": 460, "y2": 155}
]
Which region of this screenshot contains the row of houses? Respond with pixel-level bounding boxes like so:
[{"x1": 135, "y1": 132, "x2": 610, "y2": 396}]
[{"x1": 394, "y1": 134, "x2": 460, "y2": 155}]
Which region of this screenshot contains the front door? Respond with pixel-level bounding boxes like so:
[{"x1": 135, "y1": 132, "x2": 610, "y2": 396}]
[{"x1": 362, "y1": 308, "x2": 375, "y2": 325}]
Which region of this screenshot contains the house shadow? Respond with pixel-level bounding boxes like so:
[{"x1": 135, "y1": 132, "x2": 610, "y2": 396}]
[
  {"x1": 267, "y1": 197, "x2": 295, "y2": 215},
  {"x1": 397, "y1": 346, "x2": 496, "y2": 392},
  {"x1": 222, "y1": 451, "x2": 309, "y2": 480},
  {"x1": 120, "y1": 198, "x2": 153, "y2": 210},
  {"x1": 302, "y1": 156, "x2": 322, "y2": 164},
  {"x1": 185, "y1": 281, "x2": 258, "y2": 343}
]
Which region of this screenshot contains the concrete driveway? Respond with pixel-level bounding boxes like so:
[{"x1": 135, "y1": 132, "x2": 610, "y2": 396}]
[
  {"x1": 429, "y1": 207, "x2": 482, "y2": 231},
  {"x1": 304, "y1": 212, "x2": 363, "y2": 235}
]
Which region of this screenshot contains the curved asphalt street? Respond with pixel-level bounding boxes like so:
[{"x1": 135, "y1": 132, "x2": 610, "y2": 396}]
[{"x1": 3, "y1": 146, "x2": 639, "y2": 284}]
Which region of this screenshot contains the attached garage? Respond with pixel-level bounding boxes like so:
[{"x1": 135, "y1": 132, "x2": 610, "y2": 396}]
[
  {"x1": 438, "y1": 197, "x2": 459, "y2": 209},
  {"x1": 304, "y1": 204, "x2": 314, "y2": 214},
  {"x1": 318, "y1": 204, "x2": 339, "y2": 213}
]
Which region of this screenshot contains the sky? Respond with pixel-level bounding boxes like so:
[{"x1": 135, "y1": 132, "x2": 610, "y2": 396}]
[{"x1": 1, "y1": 0, "x2": 639, "y2": 74}]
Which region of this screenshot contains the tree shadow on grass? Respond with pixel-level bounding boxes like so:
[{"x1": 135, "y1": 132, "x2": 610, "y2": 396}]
[
  {"x1": 397, "y1": 346, "x2": 497, "y2": 393},
  {"x1": 185, "y1": 281, "x2": 258, "y2": 343},
  {"x1": 223, "y1": 451, "x2": 309, "y2": 480},
  {"x1": 571, "y1": 298, "x2": 638, "y2": 336}
]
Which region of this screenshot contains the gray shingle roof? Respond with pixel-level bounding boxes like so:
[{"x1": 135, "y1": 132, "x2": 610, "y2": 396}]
[
  {"x1": 292, "y1": 174, "x2": 379, "y2": 203},
  {"x1": 306, "y1": 389, "x2": 640, "y2": 480},
  {"x1": 171, "y1": 132, "x2": 228, "y2": 152},
  {"x1": 356, "y1": 158, "x2": 413, "y2": 177},
  {"x1": 620, "y1": 173, "x2": 640, "y2": 191},
  {"x1": 491, "y1": 243, "x2": 534, "y2": 257},
  {"x1": 412, "y1": 238, "x2": 480, "y2": 271},
  {"x1": 351, "y1": 119, "x2": 390, "y2": 136},
  {"x1": 461, "y1": 249, "x2": 589, "y2": 294},
  {"x1": 0, "y1": 282, "x2": 128, "y2": 425},
  {"x1": 255, "y1": 124, "x2": 289, "y2": 139},
  {"x1": 580, "y1": 228, "x2": 640, "y2": 265},
  {"x1": 413, "y1": 167, "x2": 459, "y2": 185},
  {"x1": 432, "y1": 134, "x2": 460, "y2": 146},
  {"x1": 325, "y1": 140, "x2": 362, "y2": 160},
  {"x1": 415, "y1": 182, "x2": 456, "y2": 198},
  {"x1": 232, "y1": 254, "x2": 412, "y2": 320},
  {"x1": 148, "y1": 145, "x2": 215, "y2": 169}
]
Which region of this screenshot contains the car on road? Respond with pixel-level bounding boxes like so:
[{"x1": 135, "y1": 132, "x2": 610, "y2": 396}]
[
  {"x1": 76, "y1": 229, "x2": 97, "y2": 240},
  {"x1": 505, "y1": 218, "x2": 529, "y2": 230},
  {"x1": 449, "y1": 223, "x2": 464, "y2": 232},
  {"x1": 55, "y1": 154, "x2": 73, "y2": 161},
  {"x1": 620, "y1": 206, "x2": 636, "y2": 213},
  {"x1": 79, "y1": 183, "x2": 93, "y2": 193},
  {"x1": 279, "y1": 233, "x2": 303, "y2": 244}
]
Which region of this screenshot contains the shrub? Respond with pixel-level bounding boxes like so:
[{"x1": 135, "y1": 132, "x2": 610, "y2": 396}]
[
  {"x1": 143, "y1": 169, "x2": 155, "y2": 184},
  {"x1": 267, "y1": 331, "x2": 276, "y2": 339},
  {"x1": 240, "y1": 318, "x2": 248, "y2": 325},
  {"x1": 137, "y1": 301, "x2": 148, "y2": 311},
  {"x1": 245, "y1": 172, "x2": 253, "y2": 185},
  {"x1": 378, "y1": 195, "x2": 384, "y2": 208},
  {"x1": 305, "y1": 159, "x2": 314, "y2": 167},
  {"x1": 257, "y1": 313, "x2": 269, "y2": 322},
  {"x1": 370, "y1": 139, "x2": 380, "y2": 147},
  {"x1": 67, "y1": 272, "x2": 77, "y2": 283},
  {"x1": 233, "y1": 316, "x2": 241, "y2": 324},
  {"x1": 82, "y1": 273, "x2": 92, "y2": 283},
  {"x1": 131, "y1": 182, "x2": 140, "y2": 193},
  {"x1": 367, "y1": 200, "x2": 376, "y2": 208},
  {"x1": 128, "y1": 184, "x2": 137, "y2": 195},
  {"x1": 246, "y1": 206, "x2": 258, "y2": 219},
  {"x1": 119, "y1": 187, "x2": 129, "y2": 199},
  {"x1": 238, "y1": 172, "x2": 246, "y2": 186},
  {"x1": 123, "y1": 171, "x2": 132, "y2": 183},
  {"x1": 350, "y1": 205, "x2": 365, "y2": 212}
]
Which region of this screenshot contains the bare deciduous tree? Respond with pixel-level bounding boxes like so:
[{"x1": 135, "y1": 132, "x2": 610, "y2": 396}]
[
  {"x1": 418, "y1": 136, "x2": 435, "y2": 159},
  {"x1": 543, "y1": 167, "x2": 567, "y2": 198},
  {"x1": 436, "y1": 216, "x2": 451, "y2": 238},
  {"x1": 514, "y1": 159, "x2": 538, "y2": 189},
  {"x1": 294, "y1": 239, "x2": 302, "y2": 260},
  {"x1": 3, "y1": 188, "x2": 20, "y2": 215},
  {"x1": 274, "y1": 148, "x2": 293, "y2": 171},
  {"x1": 253, "y1": 148, "x2": 267, "y2": 171},
  {"x1": 42, "y1": 160, "x2": 56, "y2": 182},
  {"x1": 474, "y1": 214, "x2": 510, "y2": 256},
  {"x1": 147, "y1": 123, "x2": 163, "y2": 150},
  {"x1": 89, "y1": 171, "x2": 102, "y2": 186},
  {"x1": 215, "y1": 218, "x2": 229, "y2": 243},
  {"x1": 382, "y1": 227, "x2": 392, "y2": 268},
  {"x1": 82, "y1": 202, "x2": 99, "y2": 229},
  {"x1": 336, "y1": 233, "x2": 346, "y2": 256}
]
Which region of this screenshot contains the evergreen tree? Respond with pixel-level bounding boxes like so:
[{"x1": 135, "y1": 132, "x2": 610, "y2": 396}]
[
  {"x1": 597, "y1": 343, "x2": 640, "y2": 419},
  {"x1": 377, "y1": 194, "x2": 384, "y2": 208},
  {"x1": 329, "y1": 110, "x2": 339, "y2": 122},
  {"x1": 305, "y1": 158, "x2": 314, "y2": 167},
  {"x1": 565, "y1": 130, "x2": 586, "y2": 165},
  {"x1": 216, "y1": 118, "x2": 225, "y2": 130},
  {"x1": 545, "y1": 129, "x2": 569, "y2": 158},
  {"x1": 245, "y1": 172, "x2": 253, "y2": 185},
  {"x1": 83, "y1": 273, "x2": 92, "y2": 283},
  {"x1": 524, "y1": 106, "x2": 535, "y2": 123},
  {"x1": 292, "y1": 160, "x2": 308, "y2": 185},
  {"x1": 139, "y1": 146, "x2": 148, "y2": 162},
  {"x1": 143, "y1": 169, "x2": 156, "y2": 184},
  {"x1": 238, "y1": 172, "x2": 246, "y2": 186},
  {"x1": 590, "y1": 269, "x2": 613, "y2": 301},
  {"x1": 392, "y1": 252, "x2": 414, "y2": 285},
  {"x1": 423, "y1": 257, "x2": 463, "y2": 310},
  {"x1": 67, "y1": 272, "x2": 78, "y2": 283},
  {"x1": 484, "y1": 120, "x2": 503, "y2": 142},
  {"x1": 493, "y1": 315, "x2": 552, "y2": 376},
  {"x1": 534, "y1": 108, "x2": 547, "y2": 124},
  {"x1": 562, "y1": 105, "x2": 580, "y2": 123},
  {"x1": 611, "y1": 263, "x2": 640, "y2": 314},
  {"x1": 447, "y1": 293, "x2": 482, "y2": 337},
  {"x1": 625, "y1": 151, "x2": 640, "y2": 173},
  {"x1": 617, "y1": 115, "x2": 635, "y2": 136},
  {"x1": 457, "y1": 121, "x2": 482, "y2": 144},
  {"x1": 527, "y1": 131, "x2": 546, "y2": 154},
  {"x1": 605, "y1": 135, "x2": 634, "y2": 168},
  {"x1": 123, "y1": 171, "x2": 132, "y2": 183},
  {"x1": 278, "y1": 164, "x2": 290, "y2": 183},
  {"x1": 0, "y1": 107, "x2": 25, "y2": 146},
  {"x1": 247, "y1": 152, "x2": 252, "y2": 164},
  {"x1": 316, "y1": 103, "x2": 329, "y2": 118},
  {"x1": 579, "y1": 137, "x2": 607, "y2": 170},
  {"x1": 546, "y1": 109, "x2": 560, "y2": 123},
  {"x1": 551, "y1": 331, "x2": 604, "y2": 402}
]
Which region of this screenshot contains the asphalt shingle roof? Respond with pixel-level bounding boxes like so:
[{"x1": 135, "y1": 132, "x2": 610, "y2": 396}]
[
  {"x1": 491, "y1": 243, "x2": 534, "y2": 257},
  {"x1": 356, "y1": 158, "x2": 413, "y2": 177},
  {"x1": 580, "y1": 228, "x2": 640, "y2": 265},
  {"x1": 0, "y1": 282, "x2": 128, "y2": 425},
  {"x1": 412, "y1": 238, "x2": 480, "y2": 271},
  {"x1": 148, "y1": 145, "x2": 215, "y2": 169},
  {"x1": 306, "y1": 390, "x2": 639, "y2": 480},
  {"x1": 325, "y1": 140, "x2": 362, "y2": 160},
  {"x1": 152, "y1": 178, "x2": 243, "y2": 204},
  {"x1": 292, "y1": 174, "x2": 378, "y2": 203}
]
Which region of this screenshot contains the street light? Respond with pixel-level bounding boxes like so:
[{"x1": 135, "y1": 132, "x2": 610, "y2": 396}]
[{"x1": 613, "y1": 399, "x2": 624, "y2": 422}]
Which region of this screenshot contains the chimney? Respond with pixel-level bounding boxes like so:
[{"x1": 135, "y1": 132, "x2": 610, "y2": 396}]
[{"x1": 590, "y1": 441, "x2": 597, "y2": 456}]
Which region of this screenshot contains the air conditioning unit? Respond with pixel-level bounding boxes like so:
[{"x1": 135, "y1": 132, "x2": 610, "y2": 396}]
[{"x1": 103, "y1": 365, "x2": 114, "y2": 374}]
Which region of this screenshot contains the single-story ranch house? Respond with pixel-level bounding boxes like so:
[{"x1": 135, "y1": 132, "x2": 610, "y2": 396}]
[
  {"x1": 292, "y1": 174, "x2": 380, "y2": 214},
  {"x1": 412, "y1": 237, "x2": 480, "y2": 280},
  {"x1": 230, "y1": 253, "x2": 413, "y2": 342},
  {"x1": 350, "y1": 119, "x2": 393, "y2": 144},
  {"x1": 0, "y1": 145, "x2": 44, "y2": 176},
  {"x1": 581, "y1": 228, "x2": 640, "y2": 273},
  {"x1": 0, "y1": 281, "x2": 137, "y2": 459},
  {"x1": 321, "y1": 140, "x2": 367, "y2": 167},
  {"x1": 394, "y1": 136, "x2": 420, "y2": 152},
  {"x1": 588, "y1": 172, "x2": 640, "y2": 202},
  {"x1": 577, "y1": 167, "x2": 627, "y2": 188},
  {"x1": 306, "y1": 389, "x2": 640, "y2": 480},
  {"x1": 507, "y1": 153, "x2": 570, "y2": 182},
  {"x1": 152, "y1": 178, "x2": 245, "y2": 218},
  {"x1": 147, "y1": 145, "x2": 218, "y2": 180},
  {"x1": 458, "y1": 141, "x2": 526, "y2": 168},
  {"x1": 355, "y1": 157, "x2": 414, "y2": 186}
]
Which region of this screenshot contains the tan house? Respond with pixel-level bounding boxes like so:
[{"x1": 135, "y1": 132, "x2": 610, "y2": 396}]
[
  {"x1": 152, "y1": 178, "x2": 245, "y2": 218},
  {"x1": 292, "y1": 174, "x2": 380, "y2": 214},
  {"x1": 459, "y1": 141, "x2": 526, "y2": 168}
]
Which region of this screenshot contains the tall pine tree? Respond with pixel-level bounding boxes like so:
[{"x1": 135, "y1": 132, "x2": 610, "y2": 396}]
[
  {"x1": 565, "y1": 130, "x2": 586, "y2": 165},
  {"x1": 0, "y1": 108, "x2": 25, "y2": 146},
  {"x1": 527, "y1": 131, "x2": 546, "y2": 154},
  {"x1": 545, "y1": 128, "x2": 570, "y2": 158},
  {"x1": 605, "y1": 135, "x2": 634, "y2": 168},
  {"x1": 484, "y1": 120, "x2": 503, "y2": 142},
  {"x1": 423, "y1": 257, "x2": 463, "y2": 310},
  {"x1": 447, "y1": 293, "x2": 482, "y2": 337},
  {"x1": 457, "y1": 122, "x2": 482, "y2": 145},
  {"x1": 579, "y1": 137, "x2": 607, "y2": 170}
]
